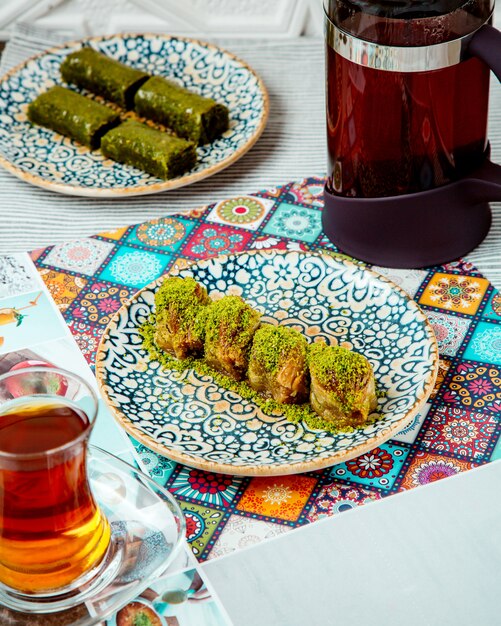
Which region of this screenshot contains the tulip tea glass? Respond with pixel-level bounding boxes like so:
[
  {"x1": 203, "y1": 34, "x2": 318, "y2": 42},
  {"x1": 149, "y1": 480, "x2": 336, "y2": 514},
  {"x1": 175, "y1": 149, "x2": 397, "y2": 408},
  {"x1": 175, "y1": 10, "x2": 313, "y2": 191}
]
[{"x1": 0, "y1": 367, "x2": 110, "y2": 598}]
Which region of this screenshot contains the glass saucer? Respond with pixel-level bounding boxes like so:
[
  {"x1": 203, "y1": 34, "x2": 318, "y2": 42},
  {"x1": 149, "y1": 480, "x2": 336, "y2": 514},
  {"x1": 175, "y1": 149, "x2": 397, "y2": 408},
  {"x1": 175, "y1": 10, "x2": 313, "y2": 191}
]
[{"x1": 0, "y1": 445, "x2": 186, "y2": 625}]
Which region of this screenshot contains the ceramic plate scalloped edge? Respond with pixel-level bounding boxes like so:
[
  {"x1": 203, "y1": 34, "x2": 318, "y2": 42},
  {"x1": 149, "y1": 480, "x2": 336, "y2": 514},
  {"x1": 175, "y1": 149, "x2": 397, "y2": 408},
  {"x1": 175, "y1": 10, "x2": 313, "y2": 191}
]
[
  {"x1": 0, "y1": 33, "x2": 269, "y2": 197},
  {"x1": 95, "y1": 250, "x2": 439, "y2": 476}
]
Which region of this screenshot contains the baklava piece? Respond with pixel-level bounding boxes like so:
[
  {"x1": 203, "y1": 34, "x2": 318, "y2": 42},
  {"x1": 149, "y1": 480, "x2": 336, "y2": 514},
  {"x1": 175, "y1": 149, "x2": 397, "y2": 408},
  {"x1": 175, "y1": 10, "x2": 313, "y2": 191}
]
[
  {"x1": 204, "y1": 296, "x2": 260, "y2": 380},
  {"x1": 309, "y1": 343, "x2": 377, "y2": 428},
  {"x1": 154, "y1": 276, "x2": 210, "y2": 359},
  {"x1": 248, "y1": 325, "x2": 309, "y2": 404}
]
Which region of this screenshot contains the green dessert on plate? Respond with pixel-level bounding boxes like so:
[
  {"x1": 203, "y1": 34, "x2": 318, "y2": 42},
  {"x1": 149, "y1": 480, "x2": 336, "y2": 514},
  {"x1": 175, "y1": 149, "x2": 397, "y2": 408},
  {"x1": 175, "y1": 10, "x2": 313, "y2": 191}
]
[
  {"x1": 248, "y1": 325, "x2": 309, "y2": 404},
  {"x1": 204, "y1": 296, "x2": 260, "y2": 380},
  {"x1": 154, "y1": 276, "x2": 210, "y2": 359},
  {"x1": 309, "y1": 342, "x2": 378, "y2": 428},
  {"x1": 100, "y1": 120, "x2": 197, "y2": 180},
  {"x1": 134, "y1": 75, "x2": 230, "y2": 145},
  {"x1": 61, "y1": 48, "x2": 149, "y2": 109},
  {"x1": 27, "y1": 85, "x2": 120, "y2": 149},
  {"x1": 140, "y1": 276, "x2": 380, "y2": 433}
]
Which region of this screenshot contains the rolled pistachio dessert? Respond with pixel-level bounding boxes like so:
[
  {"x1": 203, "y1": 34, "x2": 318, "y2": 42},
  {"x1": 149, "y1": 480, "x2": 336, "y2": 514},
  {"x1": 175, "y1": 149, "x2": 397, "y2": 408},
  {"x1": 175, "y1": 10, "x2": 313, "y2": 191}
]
[
  {"x1": 248, "y1": 325, "x2": 309, "y2": 404},
  {"x1": 100, "y1": 120, "x2": 197, "y2": 180},
  {"x1": 154, "y1": 276, "x2": 210, "y2": 359},
  {"x1": 61, "y1": 48, "x2": 149, "y2": 109},
  {"x1": 309, "y1": 343, "x2": 377, "y2": 428},
  {"x1": 27, "y1": 85, "x2": 120, "y2": 149},
  {"x1": 134, "y1": 76, "x2": 230, "y2": 145},
  {"x1": 204, "y1": 296, "x2": 261, "y2": 380}
]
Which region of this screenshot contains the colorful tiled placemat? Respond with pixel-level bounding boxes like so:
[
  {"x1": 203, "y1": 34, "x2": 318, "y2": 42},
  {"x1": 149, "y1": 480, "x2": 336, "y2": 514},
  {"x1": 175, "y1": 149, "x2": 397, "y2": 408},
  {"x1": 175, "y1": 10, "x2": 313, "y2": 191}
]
[{"x1": 31, "y1": 176, "x2": 501, "y2": 562}]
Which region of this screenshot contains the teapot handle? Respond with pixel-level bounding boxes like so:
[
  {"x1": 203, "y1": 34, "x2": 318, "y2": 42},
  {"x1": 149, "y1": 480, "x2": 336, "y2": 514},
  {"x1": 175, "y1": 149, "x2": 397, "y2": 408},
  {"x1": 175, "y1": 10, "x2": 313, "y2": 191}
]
[
  {"x1": 469, "y1": 24, "x2": 501, "y2": 82},
  {"x1": 461, "y1": 159, "x2": 501, "y2": 204}
]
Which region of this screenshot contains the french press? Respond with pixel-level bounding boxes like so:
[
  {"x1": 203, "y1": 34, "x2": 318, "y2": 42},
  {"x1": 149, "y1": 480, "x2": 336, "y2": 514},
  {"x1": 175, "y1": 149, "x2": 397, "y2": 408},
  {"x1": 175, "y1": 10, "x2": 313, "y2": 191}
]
[{"x1": 322, "y1": 0, "x2": 501, "y2": 267}]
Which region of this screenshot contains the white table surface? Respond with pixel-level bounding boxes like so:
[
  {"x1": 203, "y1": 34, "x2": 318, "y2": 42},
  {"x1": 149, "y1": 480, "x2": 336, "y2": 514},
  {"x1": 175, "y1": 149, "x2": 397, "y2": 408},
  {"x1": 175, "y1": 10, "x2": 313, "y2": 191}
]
[{"x1": 203, "y1": 460, "x2": 501, "y2": 626}]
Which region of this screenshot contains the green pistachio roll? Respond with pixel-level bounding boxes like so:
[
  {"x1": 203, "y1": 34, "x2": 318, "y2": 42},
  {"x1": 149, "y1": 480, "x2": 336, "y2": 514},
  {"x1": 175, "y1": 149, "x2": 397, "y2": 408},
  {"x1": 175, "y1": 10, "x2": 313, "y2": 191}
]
[
  {"x1": 60, "y1": 48, "x2": 150, "y2": 109},
  {"x1": 100, "y1": 120, "x2": 197, "y2": 180},
  {"x1": 27, "y1": 86, "x2": 120, "y2": 148},
  {"x1": 134, "y1": 76, "x2": 230, "y2": 145}
]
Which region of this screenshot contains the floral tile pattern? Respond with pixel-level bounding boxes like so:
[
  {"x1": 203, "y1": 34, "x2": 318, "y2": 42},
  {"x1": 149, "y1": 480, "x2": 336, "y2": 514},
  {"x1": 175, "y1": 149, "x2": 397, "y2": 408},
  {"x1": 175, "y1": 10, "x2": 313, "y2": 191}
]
[
  {"x1": 65, "y1": 319, "x2": 102, "y2": 368},
  {"x1": 285, "y1": 178, "x2": 324, "y2": 207},
  {"x1": 38, "y1": 269, "x2": 87, "y2": 312},
  {"x1": 399, "y1": 451, "x2": 478, "y2": 491},
  {"x1": 170, "y1": 467, "x2": 243, "y2": 508},
  {"x1": 208, "y1": 514, "x2": 291, "y2": 560},
  {"x1": 482, "y1": 289, "x2": 501, "y2": 321},
  {"x1": 329, "y1": 442, "x2": 410, "y2": 490},
  {"x1": 181, "y1": 502, "x2": 226, "y2": 559},
  {"x1": 442, "y1": 361, "x2": 501, "y2": 413},
  {"x1": 183, "y1": 224, "x2": 253, "y2": 259},
  {"x1": 419, "y1": 406, "x2": 499, "y2": 460},
  {"x1": 463, "y1": 322, "x2": 501, "y2": 366},
  {"x1": 262, "y1": 202, "x2": 322, "y2": 242},
  {"x1": 307, "y1": 481, "x2": 381, "y2": 522},
  {"x1": 126, "y1": 217, "x2": 196, "y2": 252},
  {"x1": 31, "y1": 175, "x2": 501, "y2": 564},
  {"x1": 419, "y1": 273, "x2": 489, "y2": 315},
  {"x1": 42, "y1": 238, "x2": 115, "y2": 276},
  {"x1": 66, "y1": 281, "x2": 133, "y2": 326},
  {"x1": 98, "y1": 246, "x2": 171, "y2": 289},
  {"x1": 206, "y1": 196, "x2": 274, "y2": 231},
  {"x1": 425, "y1": 311, "x2": 471, "y2": 357},
  {"x1": 420, "y1": 407, "x2": 500, "y2": 460},
  {"x1": 236, "y1": 475, "x2": 318, "y2": 522}
]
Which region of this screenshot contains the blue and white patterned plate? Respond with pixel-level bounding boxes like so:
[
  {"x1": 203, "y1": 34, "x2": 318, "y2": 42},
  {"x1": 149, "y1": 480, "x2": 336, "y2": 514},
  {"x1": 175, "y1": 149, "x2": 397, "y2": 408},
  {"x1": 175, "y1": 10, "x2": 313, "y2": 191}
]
[
  {"x1": 0, "y1": 34, "x2": 268, "y2": 197},
  {"x1": 96, "y1": 251, "x2": 439, "y2": 476}
]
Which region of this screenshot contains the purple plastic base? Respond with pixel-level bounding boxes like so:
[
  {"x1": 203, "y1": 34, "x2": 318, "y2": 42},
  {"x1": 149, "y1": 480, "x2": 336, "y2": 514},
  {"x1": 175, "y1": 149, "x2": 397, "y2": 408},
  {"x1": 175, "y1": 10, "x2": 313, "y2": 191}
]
[{"x1": 322, "y1": 186, "x2": 492, "y2": 269}]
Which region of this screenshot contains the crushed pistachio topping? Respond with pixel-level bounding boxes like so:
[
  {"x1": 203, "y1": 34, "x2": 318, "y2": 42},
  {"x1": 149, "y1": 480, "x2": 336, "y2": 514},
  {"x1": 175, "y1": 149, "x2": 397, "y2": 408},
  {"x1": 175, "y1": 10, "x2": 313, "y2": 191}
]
[
  {"x1": 308, "y1": 342, "x2": 372, "y2": 412},
  {"x1": 140, "y1": 322, "x2": 379, "y2": 434},
  {"x1": 155, "y1": 276, "x2": 209, "y2": 341},
  {"x1": 250, "y1": 325, "x2": 307, "y2": 374},
  {"x1": 205, "y1": 296, "x2": 259, "y2": 350}
]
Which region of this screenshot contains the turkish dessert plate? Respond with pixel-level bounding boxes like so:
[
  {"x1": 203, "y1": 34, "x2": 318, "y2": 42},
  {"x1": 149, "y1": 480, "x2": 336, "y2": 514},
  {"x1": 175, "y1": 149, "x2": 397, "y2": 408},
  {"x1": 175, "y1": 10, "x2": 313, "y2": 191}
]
[
  {"x1": 0, "y1": 34, "x2": 268, "y2": 197},
  {"x1": 96, "y1": 251, "x2": 438, "y2": 476}
]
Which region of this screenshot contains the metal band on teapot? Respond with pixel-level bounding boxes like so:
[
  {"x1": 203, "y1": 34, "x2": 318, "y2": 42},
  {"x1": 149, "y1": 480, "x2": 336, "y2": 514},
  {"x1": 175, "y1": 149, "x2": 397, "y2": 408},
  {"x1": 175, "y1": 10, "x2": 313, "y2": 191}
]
[{"x1": 325, "y1": 17, "x2": 482, "y2": 72}]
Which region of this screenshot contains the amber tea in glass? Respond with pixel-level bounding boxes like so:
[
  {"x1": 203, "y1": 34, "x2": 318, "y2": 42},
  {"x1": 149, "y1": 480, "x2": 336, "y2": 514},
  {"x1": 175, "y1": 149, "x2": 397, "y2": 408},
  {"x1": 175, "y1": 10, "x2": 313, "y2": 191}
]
[{"x1": 0, "y1": 367, "x2": 110, "y2": 595}]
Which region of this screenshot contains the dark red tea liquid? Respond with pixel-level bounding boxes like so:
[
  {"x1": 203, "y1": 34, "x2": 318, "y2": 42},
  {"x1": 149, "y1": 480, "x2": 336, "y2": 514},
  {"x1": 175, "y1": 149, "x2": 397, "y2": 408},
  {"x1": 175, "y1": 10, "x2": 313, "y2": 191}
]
[
  {"x1": 0, "y1": 401, "x2": 110, "y2": 593},
  {"x1": 325, "y1": 0, "x2": 492, "y2": 197}
]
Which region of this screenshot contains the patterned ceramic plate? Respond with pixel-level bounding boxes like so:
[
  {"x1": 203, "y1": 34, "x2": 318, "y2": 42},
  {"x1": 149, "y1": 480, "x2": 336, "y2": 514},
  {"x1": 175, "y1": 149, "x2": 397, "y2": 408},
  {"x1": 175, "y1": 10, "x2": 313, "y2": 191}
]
[
  {"x1": 96, "y1": 251, "x2": 439, "y2": 476},
  {"x1": 0, "y1": 34, "x2": 268, "y2": 197}
]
